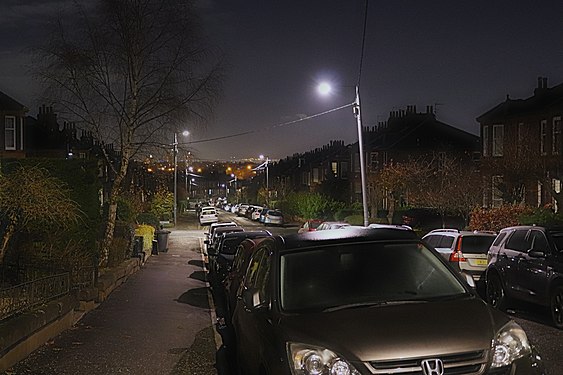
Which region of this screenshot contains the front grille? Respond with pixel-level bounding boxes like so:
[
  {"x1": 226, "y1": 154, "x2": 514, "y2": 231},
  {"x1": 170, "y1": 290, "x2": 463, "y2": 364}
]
[{"x1": 367, "y1": 350, "x2": 488, "y2": 375}]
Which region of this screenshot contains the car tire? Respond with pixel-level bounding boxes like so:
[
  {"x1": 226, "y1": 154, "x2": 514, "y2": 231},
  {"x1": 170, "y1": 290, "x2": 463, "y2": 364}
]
[
  {"x1": 550, "y1": 285, "x2": 563, "y2": 329},
  {"x1": 486, "y1": 274, "x2": 509, "y2": 311}
]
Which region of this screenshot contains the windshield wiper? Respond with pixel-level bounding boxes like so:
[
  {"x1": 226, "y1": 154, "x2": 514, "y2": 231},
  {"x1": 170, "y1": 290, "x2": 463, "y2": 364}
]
[{"x1": 323, "y1": 299, "x2": 427, "y2": 313}]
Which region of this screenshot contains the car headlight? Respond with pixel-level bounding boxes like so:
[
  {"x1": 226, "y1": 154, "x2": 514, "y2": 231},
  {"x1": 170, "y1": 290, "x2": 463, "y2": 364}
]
[
  {"x1": 491, "y1": 321, "x2": 531, "y2": 368},
  {"x1": 287, "y1": 342, "x2": 360, "y2": 375}
]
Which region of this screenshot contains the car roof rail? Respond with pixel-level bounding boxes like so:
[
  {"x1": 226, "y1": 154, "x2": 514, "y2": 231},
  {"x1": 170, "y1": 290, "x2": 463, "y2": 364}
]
[
  {"x1": 472, "y1": 230, "x2": 497, "y2": 235},
  {"x1": 428, "y1": 228, "x2": 459, "y2": 233}
]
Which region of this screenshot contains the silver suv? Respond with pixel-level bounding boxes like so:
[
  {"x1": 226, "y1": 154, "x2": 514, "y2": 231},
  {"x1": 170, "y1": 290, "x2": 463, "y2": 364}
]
[{"x1": 423, "y1": 229, "x2": 496, "y2": 282}]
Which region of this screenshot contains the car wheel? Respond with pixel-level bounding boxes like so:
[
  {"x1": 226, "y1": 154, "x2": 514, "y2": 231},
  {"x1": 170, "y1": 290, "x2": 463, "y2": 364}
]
[
  {"x1": 486, "y1": 274, "x2": 508, "y2": 311},
  {"x1": 550, "y1": 285, "x2": 563, "y2": 329}
]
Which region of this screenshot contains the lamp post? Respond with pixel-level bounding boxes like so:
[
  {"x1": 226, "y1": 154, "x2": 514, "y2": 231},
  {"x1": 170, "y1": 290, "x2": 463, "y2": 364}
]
[
  {"x1": 318, "y1": 83, "x2": 369, "y2": 227},
  {"x1": 173, "y1": 130, "x2": 190, "y2": 227},
  {"x1": 259, "y1": 154, "x2": 269, "y2": 190},
  {"x1": 354, "y1": 86, "x2": 369, "y2": 227}
]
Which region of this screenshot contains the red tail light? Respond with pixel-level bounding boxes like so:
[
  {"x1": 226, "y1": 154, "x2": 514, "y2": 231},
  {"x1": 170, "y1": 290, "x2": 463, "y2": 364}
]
[{"x1": 449, "y1": 237, "x2": 466, "y2": 262}]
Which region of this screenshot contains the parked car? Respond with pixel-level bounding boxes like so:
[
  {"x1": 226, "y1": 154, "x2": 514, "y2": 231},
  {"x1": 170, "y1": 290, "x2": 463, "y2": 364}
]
[
  {"x1": 223, "y1": 237, "x2": 271, "y2": 320},
  {"x1": 258, "y1": 208, "x2": 270, "y2": 223},
  {"x1": 211, "y1": 231, "x2": 272, "y2": 291},
  {"x1": 231, "y1": 228, "x2": 544, "y2": 374},
  {"x1": 485, "y1": 225, "x2": 563, "y2": 328},
  {"x1": 199, "y1": 206, "x2": 218, "y2": 225},
  {"x1": 237, "y1": 204, "x2": 250, "y2": 216},
  {"x1": 422, "y1": 229, "x2": 496, "y2": 282},
  {"x1": 206, "y1": 222, "x2": 237, "y2": 243},
  {"x1": 206, "y1": 226, "x2": 244, "y2": 256},
  {"x1": 316, "y1": 221, "x2": 350, "y2": 230},
  {"x1": 251, "y1": 207, "x2": 264, "y2": 221},
  {"x1": 297, "y1": 219, "x2": 323, "y2": 234},
  {"x1": 263, "y1": 209, "x2": 284, "y2": 226}
]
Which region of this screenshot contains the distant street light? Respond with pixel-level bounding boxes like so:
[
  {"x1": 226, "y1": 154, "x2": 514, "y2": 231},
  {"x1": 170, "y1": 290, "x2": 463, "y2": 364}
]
[
  {"x1": 173, "y1": 130, "x2": 190, "y2": 227},
  {"x1": 318, "y1": 82, "x2": 369, "y2": 227}
]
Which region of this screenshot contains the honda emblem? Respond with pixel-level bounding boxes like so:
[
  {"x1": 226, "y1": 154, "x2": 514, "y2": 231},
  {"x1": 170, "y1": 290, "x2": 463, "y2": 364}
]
[{"x1": 421, "y1": 359, "x2": 444, "y2": 375}]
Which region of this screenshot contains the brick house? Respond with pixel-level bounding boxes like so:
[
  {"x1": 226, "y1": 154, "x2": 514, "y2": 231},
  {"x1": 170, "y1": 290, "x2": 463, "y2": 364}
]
[
  {"x1": 477, "y1": 77, "x2": 563, "y2": 209},
  {"x1": 352, "y1": 105, "x2": 481, "y2": 216},
  {"x1": 0, "y1": 90, "x2": 27, "y2": 159}
]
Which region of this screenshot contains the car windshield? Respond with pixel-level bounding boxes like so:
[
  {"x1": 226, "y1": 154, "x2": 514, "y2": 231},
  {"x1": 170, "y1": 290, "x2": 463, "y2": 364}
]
[
  {"x1": 280, "y1": 242, "x2": 467, "y2": 312},
  {"x1": 460, "y1": 236, "x2": 495, "y2": 254}
]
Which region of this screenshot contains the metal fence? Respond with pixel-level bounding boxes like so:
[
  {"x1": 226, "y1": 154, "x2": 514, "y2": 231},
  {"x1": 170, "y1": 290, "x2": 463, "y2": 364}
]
[{"x1": 0, "y1": 273, "x2": 70, "y2": 321}]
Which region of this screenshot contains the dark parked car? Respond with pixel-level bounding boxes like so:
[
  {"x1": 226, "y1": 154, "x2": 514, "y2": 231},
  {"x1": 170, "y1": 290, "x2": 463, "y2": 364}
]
[
  {"x1": 222, "y1": 237, "x2": 271, "y2": 320},
  {"x1": 486, "y1": 225, "x2": 563, "y2": 328},
  {"x1": 211, "y1": 230, "x2": 271, "y2": 284},
  {"x1": 231, "y1": 227, "x2": 544, "y2": 375}
]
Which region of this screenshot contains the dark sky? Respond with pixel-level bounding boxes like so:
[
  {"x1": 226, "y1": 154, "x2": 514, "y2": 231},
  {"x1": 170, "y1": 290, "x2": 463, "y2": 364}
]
[{"x1": 3, "y1": 1, "x2": 563, "y2": 161}]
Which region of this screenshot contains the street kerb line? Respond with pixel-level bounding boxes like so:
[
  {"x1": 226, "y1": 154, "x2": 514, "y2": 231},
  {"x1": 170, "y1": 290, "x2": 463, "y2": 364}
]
[{"x1": 199, "y1": 237, "x2": 223, "y2": 350}]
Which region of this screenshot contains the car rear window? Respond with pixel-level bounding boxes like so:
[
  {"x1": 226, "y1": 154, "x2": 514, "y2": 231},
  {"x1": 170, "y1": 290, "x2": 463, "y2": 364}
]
[
  {"x1": 460, "y1": 236, "x2": 495, "y2": 254},
  {"x1": 437, "y1": 236, "x2": 454, "y2": 248},
  {"x1": 268, "y1": 211, "x2": 282, "y2": 217}
]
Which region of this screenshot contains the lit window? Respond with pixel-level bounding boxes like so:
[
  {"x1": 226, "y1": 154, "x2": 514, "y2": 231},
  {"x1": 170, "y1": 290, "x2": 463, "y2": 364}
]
[{"x1": 331, "y1": 161, "x2": 338, "y2": 177}]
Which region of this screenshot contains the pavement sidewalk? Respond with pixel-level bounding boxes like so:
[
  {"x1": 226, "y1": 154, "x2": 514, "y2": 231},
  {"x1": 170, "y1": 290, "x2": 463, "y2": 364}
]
[{"x1": 6, "y1": 216, "x2": 219, "y2": 375}]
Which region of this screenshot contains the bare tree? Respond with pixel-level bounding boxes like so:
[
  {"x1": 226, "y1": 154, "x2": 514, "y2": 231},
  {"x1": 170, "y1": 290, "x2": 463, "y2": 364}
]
[{"x1": 34, "y1": 0, "x2": 224, "y2": 266}]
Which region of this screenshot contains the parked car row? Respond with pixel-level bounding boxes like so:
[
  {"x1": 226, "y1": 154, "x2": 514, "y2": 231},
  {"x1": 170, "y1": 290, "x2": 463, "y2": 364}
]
[
  {"x1": 208, "y1": 224, "x2": 545, "y2": 375},
  {"x1": 222, "y1": 203, "x2": 285, "y2": 227}
]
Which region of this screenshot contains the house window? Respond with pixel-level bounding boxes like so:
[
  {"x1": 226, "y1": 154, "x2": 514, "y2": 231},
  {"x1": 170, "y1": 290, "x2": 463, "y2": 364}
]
[
  {"x1": 540, "y1": 120, "x2": 547, "y2": 155},
  {"x1": 492, "y1": 175, "x2": 503, "y2": 208},
  {"x1": 492, "y1": 125, "x2": 503, "y2": 156},
  {"x1": 553, "y1": 117, "x2": 561, "y2": 155},
  {"x1": 482, "y1": 125, "x2": 489, "y2": 157},
  {"x1": 331, "y1": 161, "x2": 338, "y2": 177},
  {"x1": 354, "y1": 152, "x2": 360, "y2": 172},
  {"x1": 369, "y1": 152, "x2": 379, "y2": 171},
  {"x1": 4, "y1": 116, "x2": 16, "y2": 150},
  {"x1": 340, "y1": 161, "x2": 349, "y2": 178},
  {"x1": 312, "y1": 168, "x2": 320, "y2": 183},
  {"x1": 517, "y1": 123, "x2": 525, "y2": 155}
]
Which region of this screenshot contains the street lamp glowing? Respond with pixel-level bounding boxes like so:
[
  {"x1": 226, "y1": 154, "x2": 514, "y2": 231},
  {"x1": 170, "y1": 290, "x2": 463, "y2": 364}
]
[
  {"x1": 182, "y1": 130, "x2": 190, "y2": 137},
  {"x1": 318, "y1": 82, "x2": 332, "y2": 96}
]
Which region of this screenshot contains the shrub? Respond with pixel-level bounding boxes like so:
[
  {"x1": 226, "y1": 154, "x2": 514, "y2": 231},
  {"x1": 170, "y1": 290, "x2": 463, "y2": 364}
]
[
  {"x1": 136, "y1": 212, "x2": 159, "y2": 228},
  {"x1": 519, "y1": 207, "x2": 563, "y2": 227},
  {"x1": 344, "y1": 215, "x2": 364, "y2": 225},
  {"x1": 335, "y1": 209, "x2": 362, "y2": 221},
  {"x1": 468, "y1": 205, "x2": 533, "y2": 233}
]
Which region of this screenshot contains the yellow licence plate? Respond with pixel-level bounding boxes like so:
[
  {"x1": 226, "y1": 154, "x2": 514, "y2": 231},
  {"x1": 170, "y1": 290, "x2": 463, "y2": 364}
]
[{"x1": 475, "y1": 259, "x2": 488, "y2": 266}]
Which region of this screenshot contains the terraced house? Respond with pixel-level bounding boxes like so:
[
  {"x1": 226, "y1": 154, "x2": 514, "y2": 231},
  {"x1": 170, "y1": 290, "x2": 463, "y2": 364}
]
[
  {"x1": 478, "y1": 77, "x2": 563, "y2": 210},
  {"x1": 0, "y1": 90, "x2": 27, "y2": 159}
]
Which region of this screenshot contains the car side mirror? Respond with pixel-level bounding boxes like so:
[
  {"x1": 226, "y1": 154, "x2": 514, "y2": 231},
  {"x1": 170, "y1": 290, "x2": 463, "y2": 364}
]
[
  {"x1": 460, "y1": 272, "x2": 476, "y2": 288},
  {"x1": 528, "y1": 250, "x2": 545, "y2": 258},
  {"x1": 242, "y1": 287, "x2": 267, "y2": 312}
]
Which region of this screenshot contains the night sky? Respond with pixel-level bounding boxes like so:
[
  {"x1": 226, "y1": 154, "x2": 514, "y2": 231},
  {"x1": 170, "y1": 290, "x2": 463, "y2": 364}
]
[{"x1": 2, "y1": 0, "x2": 563, "y2": 161}]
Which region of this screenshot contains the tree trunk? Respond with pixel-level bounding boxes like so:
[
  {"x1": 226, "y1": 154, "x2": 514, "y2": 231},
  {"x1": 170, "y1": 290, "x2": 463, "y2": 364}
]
[
  {"x1": 0, "y1": 215, "x2": 17, "y2": 264},
  {"x1": 98, "y1": 157, "x2": 129, "y2": 268}
]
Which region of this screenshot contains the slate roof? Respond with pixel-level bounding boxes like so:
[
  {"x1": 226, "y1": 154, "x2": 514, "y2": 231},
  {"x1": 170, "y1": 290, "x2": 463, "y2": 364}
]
[
  {"x1": 0, "y1": 90, "x2": 27, "y2": 112},
  {"x1": 477, "y1": 82, "x2": 563, "y2": 123}
]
